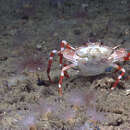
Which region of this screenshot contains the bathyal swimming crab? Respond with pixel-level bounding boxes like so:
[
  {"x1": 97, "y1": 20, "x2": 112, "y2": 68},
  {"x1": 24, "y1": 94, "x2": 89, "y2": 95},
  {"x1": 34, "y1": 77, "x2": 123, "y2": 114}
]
[{"x1": 47, "y1": 40, "x2": 130, "y2": 95}]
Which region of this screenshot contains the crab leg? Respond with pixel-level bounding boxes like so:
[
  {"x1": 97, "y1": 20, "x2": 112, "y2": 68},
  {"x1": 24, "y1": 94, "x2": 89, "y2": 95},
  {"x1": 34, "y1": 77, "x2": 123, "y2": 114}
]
[
  {"x1": 59, "y1": 64, "x2": 76, "y2": 96},
  {"x1": 124, "y1": 52, "x2": 130, "y2": 61},
  {"x1": 63, "y1": 64, "x2": 70, "y2": 78},
  {"x1": 111, "y1": 64, "x2": 126, "y2": 90},
  {"x1": 47, "y1": 50, "x2": 58, "y2": 82},
  {"x1": 47, "y1": 40, "x2": 75, "y2": 82},
  {"x1": 47, "y1": 53, "x2": 70, "y2": 83},
  {"x1": 59, "y1": 40, "x2": 75, "y2": 67}
]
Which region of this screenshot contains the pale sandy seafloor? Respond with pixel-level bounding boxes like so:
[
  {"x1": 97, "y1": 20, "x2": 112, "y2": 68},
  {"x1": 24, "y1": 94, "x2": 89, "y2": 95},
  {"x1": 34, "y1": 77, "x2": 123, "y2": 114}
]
[{"x1": 0, "y1": 0, "x2": 130, "y2": 130}]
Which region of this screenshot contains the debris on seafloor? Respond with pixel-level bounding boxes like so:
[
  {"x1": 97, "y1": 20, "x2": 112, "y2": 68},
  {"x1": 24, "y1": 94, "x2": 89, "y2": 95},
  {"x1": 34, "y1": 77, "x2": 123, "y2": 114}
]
[
  {"x1": 64, "y1": 88, "x2": 97, "y2": 109},
  {"x1": 74, "y1": 121, "x2": 100, "y2": 130},
  {"x1": 57, "y1": 107, "x2": 76, "y2": 124},
  {"x1": 16, "y1": 111, "x2": 38, "y2": 130},
  {"x1": 86, "y1": 106, "x2": 107, "y2": 123},
  {"x1": 30, "y1": 98, "x2": 59, "y2": 120}
]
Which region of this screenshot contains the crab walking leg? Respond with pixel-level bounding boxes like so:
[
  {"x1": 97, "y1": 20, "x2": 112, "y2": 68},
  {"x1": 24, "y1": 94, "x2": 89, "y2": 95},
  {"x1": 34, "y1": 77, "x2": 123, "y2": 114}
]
[
  {"x1": 59, "y1": 64, "x2": 76, "y2": 96},
  {"x1": 59, "y1": 40, "x2": 76, "y2": 67},
  {"x1": 63, "y1": 64, "x2": 70, "y2": 78},
  {"x1": 123, "y1": 52, "x2": 130, "y2": 80},
  {"x1": 111, "y1": 64, "x2": 126, "y2": 90},
  {"x1": 47, "y1": 50, "x2": 57, "y2": 82},
  {"x1": 124, "y1": 52, "x2": 130, "y2": 61}
]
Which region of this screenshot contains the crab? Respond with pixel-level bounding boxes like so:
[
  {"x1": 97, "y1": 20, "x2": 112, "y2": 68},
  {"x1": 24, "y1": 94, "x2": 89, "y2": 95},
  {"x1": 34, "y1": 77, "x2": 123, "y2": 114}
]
[{"x1": 47, "y1": 40, "x2": 130, "y2": 96}]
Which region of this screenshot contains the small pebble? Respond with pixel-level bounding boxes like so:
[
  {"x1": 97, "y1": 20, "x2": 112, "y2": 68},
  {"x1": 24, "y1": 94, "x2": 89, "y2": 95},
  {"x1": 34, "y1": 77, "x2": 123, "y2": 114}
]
[
  {"x1": 125, "y1": 89, "x2": 130, "y2": 96},
  {"x1": 36, "y1": 44, "x2": 42, "y2": 50}
]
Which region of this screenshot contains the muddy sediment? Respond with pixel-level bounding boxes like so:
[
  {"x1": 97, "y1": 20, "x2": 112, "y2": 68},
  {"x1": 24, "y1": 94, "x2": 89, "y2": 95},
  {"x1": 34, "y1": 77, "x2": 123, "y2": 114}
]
[{"x1": 0, "y1": 0, "x2": 130, "y2": 129}]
